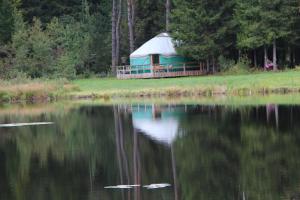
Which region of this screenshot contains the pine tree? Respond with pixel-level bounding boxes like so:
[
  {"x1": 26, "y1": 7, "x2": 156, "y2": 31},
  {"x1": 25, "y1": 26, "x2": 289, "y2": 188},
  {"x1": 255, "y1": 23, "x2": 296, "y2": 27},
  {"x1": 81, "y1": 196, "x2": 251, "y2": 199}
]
[
  {"x1": 235, "y1": 0, "x2": 265, "y2": 67},
  {"x1": 259, "y1": 0, "x2": 293, "y2": 70},
  {"x1": 134, "y1": 0, "x2": 165, "y2": 47},
  {"x1": 0, "y1": 0, "x2": 14, "y2": 44},
  {"x1": 171, "y1": 0, "x2": 236, "y2": 72}
]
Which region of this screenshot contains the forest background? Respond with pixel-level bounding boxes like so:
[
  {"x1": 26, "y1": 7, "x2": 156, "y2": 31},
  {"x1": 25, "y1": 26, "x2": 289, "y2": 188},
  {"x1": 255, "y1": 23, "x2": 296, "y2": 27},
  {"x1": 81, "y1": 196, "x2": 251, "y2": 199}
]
[{"x1": 0, "y1": 0, "x2": 299, "y2": 80}]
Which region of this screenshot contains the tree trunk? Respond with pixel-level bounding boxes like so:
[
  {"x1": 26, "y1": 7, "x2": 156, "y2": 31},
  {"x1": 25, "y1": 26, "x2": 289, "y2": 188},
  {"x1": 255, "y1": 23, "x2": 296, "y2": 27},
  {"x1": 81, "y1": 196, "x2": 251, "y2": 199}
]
[
  {"x1": 111, "y1": 0, "x2": 117, "y2": 72},
  {"x1": 264, "y1": 45, "x2": 267, "y2": 69},
  {"x1": 127, "y1": 0, "x2": 135, "y2": 53},
  {"x1": 273, "y1": 40, "x2": 277, "y2": 70},
  {"x1": 292, "y1": 48, "x2": 296, "y2": 67},
  {"x1": 253, "y1": 49, "x2": 257, "y2": 68},
  {"x1": 212, "y1": 56, "x2": 215, "y2": 73},
  {"x1": 166, "y1": 0, "x2": 171, "y2": 32},
  {"x1": 206, "y1": 59, "x2": 209, "y2": 73},
  {"x1": 293, "y1": 48, "x2": 296, "y2": 66},
  {"x1": 115, "y1": 0, "x2": 122, "y2": 66},
  {"x1": 286, "y1": 46, "x2": 291, "y2": 67}
]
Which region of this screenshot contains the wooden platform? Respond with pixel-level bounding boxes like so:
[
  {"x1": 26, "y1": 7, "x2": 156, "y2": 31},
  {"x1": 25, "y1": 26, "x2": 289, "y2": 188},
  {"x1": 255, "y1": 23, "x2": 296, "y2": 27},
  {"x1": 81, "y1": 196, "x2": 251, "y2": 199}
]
[
  {"x1": 116, "y1": 63, "x2": 207, "y2": 79},
  {"x1": 117, "y1": 70, "x2": 204, "y2": 79}
]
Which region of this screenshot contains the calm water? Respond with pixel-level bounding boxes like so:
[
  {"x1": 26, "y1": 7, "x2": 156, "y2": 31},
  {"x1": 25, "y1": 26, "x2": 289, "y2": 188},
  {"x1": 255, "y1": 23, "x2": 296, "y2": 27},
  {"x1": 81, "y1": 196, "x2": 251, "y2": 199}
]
[{"x1": 0, "y1": 104, "x2": 299, "y2": 200}]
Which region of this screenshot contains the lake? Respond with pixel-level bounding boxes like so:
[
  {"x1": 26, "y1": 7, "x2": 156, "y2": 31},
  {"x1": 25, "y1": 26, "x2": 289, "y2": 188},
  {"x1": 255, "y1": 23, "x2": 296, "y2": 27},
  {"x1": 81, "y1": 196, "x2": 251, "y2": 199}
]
[{"x1": 0, "y1": 103, "x2": 299, "y2": 200}]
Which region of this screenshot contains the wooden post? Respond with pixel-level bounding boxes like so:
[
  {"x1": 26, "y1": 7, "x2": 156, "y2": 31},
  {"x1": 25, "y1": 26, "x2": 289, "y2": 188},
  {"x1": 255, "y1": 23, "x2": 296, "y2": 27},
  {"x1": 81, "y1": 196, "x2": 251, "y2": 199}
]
[{"x1": 183, "y1": 64, "x2": 186, "y2": 75}]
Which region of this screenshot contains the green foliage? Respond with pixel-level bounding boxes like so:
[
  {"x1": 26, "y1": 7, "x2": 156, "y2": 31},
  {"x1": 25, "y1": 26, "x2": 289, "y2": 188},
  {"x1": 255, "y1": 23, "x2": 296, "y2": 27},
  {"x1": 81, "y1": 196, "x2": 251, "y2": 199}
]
[
  {"x1": 222, "y1": 56, "x2": 250, "y2": 75},
  {"x1": 0, "y1": 0, "x2": 14, "y2": 43},
  {"x1": 135, "y1": 0, "x2": 165, "y2": 47},
  {"x1": 218, "y1": 55, "x2": 236, "y2": 72},
  {"x1": 1, "y1": 0, "x2": 300, "y2": 79},
  {"x1": 171, "y1": 0, "x2": 236, "y2": 60},
  {"x1": 53, "y1": 53, "x2": 76, "y2": 79},
  {"x1": 235, "y1": 0, "x2": 265, "y2": 50},
  {"x1": 20, "y1": 0, "x2": 82, "y2": 23},
  {"x1": 12, "y1": 18, "x2": 53, "y2": 78},
  {"x1": 46, "y1": 16, "x2": 91, "y2": 79},
  {"x1": 0, "y1": 0, "x2": 111, "y2": 79},
  {"x1": 236, "y1": 0, "x2": 297, "y2": 50}
]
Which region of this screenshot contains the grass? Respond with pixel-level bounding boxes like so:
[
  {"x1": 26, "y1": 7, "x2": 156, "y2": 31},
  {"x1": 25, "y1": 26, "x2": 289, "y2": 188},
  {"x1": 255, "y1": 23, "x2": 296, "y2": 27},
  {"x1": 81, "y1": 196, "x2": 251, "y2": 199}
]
[
  {"x1": 72, "y1": 70, "x2": 300, "y2": 98},
  {"x1": 1, "y1": 70, "x2": 300, "y2": 104},
  {"x1": 0, "y1": 78, "x2": 78, "y2": 103}
]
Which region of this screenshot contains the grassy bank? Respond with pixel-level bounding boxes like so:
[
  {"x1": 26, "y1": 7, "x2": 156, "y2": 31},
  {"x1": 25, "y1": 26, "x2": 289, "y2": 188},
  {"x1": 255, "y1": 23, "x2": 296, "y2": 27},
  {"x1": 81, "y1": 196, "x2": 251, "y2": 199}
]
[
  {"x1": 72, "y1": 70, "x2": 300, "y2": 99},
  {"x1": 0, "y1": 79, "x2": 77, "y2": 103},
  {"x1": 1, "y1": 70, "x2": 300, "y2": 103}
]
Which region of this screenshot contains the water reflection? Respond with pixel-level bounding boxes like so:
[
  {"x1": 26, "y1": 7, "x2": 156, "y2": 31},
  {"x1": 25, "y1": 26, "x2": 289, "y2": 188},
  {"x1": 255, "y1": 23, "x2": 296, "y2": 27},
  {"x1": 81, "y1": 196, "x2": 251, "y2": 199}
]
[{"x1": 0, "y1": 104, "x2": 299, "y2": 199}]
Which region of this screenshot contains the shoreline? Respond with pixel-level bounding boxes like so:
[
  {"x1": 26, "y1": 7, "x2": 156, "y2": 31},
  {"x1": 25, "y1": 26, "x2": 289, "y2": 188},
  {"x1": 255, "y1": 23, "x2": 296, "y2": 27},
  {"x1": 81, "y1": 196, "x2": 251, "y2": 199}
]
[{"x1": 0, "y1": 70, "x2": 300, "y2": 104}]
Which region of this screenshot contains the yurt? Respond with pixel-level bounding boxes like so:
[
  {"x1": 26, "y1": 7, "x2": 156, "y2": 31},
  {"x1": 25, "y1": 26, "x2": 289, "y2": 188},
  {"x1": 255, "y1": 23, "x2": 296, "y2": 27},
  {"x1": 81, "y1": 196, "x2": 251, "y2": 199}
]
[
  {"x1": 130, "y1": 33, "x2": 193, "y2": 74},
  {"x1": 117, "y1": 33, "x2": 204, "y2": 79}
]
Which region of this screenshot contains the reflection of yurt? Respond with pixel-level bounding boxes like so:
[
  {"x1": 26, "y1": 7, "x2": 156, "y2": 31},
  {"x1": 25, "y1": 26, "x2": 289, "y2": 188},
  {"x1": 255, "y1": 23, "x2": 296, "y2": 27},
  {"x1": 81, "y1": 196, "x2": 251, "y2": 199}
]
[
  {"x1": 130, "y1": 33, "x2": 193, "y2": 74},
  {"x1": 131, "y1": 105, "x2": 185, "y2": 145},
  {"x1": 131, "y1": 105, "x2": 183, "y2": 200}
]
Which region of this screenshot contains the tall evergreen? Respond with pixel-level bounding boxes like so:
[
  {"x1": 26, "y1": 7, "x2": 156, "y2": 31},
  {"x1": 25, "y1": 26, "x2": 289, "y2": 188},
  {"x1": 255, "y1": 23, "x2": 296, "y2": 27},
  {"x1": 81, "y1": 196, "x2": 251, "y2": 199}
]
[
  {"x1": 0, "y1": 0, "x2": 14, "y2": 43},
  {"x1": 259, "y1": 0, "x2": 293, "y2": 70},
  {"x1": 171, "y1": 0, "x2": 236, "y2": 72},
  {"x1": 134, "y1": 0, "x2": 165, "y2": 47},
  {"x1": 235, "y1": 0, "x2": 265, "y2": 67}
]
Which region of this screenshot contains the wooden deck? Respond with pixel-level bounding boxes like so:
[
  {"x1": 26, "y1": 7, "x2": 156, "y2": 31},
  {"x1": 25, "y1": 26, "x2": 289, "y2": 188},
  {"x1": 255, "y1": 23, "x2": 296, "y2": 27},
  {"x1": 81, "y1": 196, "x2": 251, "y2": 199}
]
[{"x1": 116, "y1": 63, "x2": 207, "y2": 79}]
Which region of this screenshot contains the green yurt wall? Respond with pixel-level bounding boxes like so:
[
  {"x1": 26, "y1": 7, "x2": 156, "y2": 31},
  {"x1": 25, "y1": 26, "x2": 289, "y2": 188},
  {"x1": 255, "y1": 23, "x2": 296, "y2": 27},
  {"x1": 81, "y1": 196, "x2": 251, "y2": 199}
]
[{"x1": 130, "y1": 56, "x2": 151, "y2": 74}]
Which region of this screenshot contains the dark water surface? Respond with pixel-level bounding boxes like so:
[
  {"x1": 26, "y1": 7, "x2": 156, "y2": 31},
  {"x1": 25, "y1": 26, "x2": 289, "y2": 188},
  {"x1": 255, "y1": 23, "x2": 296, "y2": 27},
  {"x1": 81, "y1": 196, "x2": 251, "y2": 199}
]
[{"x1": 0, "y1": 104, "x2": 300, "y2": 200}]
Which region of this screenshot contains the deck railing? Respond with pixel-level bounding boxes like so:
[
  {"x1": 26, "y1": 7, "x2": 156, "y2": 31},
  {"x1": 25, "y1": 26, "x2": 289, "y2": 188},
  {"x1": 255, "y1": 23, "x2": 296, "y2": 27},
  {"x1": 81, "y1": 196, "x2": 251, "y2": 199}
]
[{"x1": 116, "y1": 62, "x2": 207, "y2": 79}]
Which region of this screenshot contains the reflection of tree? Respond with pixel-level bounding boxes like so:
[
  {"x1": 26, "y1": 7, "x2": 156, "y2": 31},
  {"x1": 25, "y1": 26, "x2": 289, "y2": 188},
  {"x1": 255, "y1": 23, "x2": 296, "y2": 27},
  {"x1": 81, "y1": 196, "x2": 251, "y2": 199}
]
[
  {"x1": 240, "y1": 123, "x2": 300, "y2": 200},
  {"x1": 0, "y1": 106, "x2": 119, "y2": 200},
  {"x1": 114, "y1": 105, "x2": 131, "y2": 200},
  {"x1": 175, "y1": 106, "x2": 300, "y2": 200},
  {"x1": 175, "y1": 108, "x2": 240, "y2": 200},
  {"x1": 0, "y1": 105, "x2": 175, "y2": 200},
  {"x1": 2, "y1": 104, "x2": 300, "y2": 200}
]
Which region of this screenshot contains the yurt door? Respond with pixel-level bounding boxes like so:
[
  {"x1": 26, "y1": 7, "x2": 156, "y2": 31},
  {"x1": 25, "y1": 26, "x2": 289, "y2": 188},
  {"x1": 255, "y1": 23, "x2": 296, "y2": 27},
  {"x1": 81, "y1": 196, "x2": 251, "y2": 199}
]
[{"x1": 151, "y1": 54, "x2": 160, "y2": 66}]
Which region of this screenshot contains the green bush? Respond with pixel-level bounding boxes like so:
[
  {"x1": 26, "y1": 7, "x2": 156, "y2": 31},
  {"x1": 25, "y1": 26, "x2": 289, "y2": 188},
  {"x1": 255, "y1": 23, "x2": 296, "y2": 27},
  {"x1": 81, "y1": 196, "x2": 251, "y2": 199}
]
[
  {"x1": 218, "y1": 55, "x2": 235, "y2": 72},
  {"x1": 222, "y1": 56, "x2": 250, "y2": 75},
  {"x1": 53, "y1": 53, "x2": 76, "y2": 80}
]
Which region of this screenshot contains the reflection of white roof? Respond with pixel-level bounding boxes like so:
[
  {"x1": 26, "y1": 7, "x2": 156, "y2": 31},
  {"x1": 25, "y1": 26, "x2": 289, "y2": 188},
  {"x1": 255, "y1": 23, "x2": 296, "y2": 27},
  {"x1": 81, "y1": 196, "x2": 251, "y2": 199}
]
[
  {"x1": 130, "y1": 33, "x2": 177, "y2": 58},
  {"x1": 133, "y1": 118, "x2": 179, "y2": 146}
]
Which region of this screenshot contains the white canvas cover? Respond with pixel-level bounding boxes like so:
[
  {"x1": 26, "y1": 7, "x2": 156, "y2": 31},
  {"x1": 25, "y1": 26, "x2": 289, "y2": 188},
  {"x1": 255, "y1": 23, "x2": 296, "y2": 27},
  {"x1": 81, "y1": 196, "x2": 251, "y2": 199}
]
[{"x1": 130, "y1": 33, "x2": 177, "y2": 58}]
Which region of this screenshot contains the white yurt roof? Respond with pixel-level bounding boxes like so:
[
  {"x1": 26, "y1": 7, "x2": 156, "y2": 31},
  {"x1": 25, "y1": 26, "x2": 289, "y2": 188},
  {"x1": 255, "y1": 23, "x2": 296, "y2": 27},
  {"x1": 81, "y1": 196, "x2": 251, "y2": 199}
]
[
  {"x1": 130, "y1": 33, "x2": 177, "y2": 58},
  {"x1": 133, "y1": 118, "x2": 179, "y2": 146}
]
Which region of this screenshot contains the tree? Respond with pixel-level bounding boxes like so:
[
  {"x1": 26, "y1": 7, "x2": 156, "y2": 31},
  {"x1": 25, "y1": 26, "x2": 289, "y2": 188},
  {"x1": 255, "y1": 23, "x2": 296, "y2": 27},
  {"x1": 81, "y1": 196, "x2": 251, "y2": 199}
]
[
  {"x1": 166, "y1": 0, "x2": 171, "y2": 32},
  {"x1": 235, "y1": 0, "x2": 265, "y2": 67},
  {"x1": 134, "y1": 0, "x2": 165, "y2": 47},
  {"x1": 112, "y1": 0, "x2": 117, "y2": 69},
  {"x1": 127, "y1": 0, "x2": 135, "y2": 53},
  {"x1": 0, "y1": 0, "x2": 14, "y2": 44},
  {"x1": 20, "y1": 0, "x2": 82, "y2": 23},
  {"x1": 171, "y1": 0, "x2": 236, "y2": 73},
  {"x1": 259, "y1": 0, "x2": 293, "y2": 70},
  {"x1": 112, "y1": 0, "x2": 122, "y2": 71},
  {"x1": 280, "y1": 0, "x2": 299, "y2": 67}
]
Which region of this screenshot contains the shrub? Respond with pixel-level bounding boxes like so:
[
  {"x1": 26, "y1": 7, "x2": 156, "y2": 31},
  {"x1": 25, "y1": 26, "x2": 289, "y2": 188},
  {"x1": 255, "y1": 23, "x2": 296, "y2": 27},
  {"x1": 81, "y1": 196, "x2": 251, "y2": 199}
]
[
  {"x1": 218, "y1": 55, "x2": 235, "y2": 72},
  {"x1": 222, "y1": 56, "x2": 250, "y2": 75}
]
